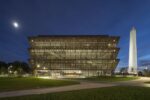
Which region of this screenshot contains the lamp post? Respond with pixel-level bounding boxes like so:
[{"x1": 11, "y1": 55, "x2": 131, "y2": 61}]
[
  {"x1": 35, "y1": 64, "x2": 40, "y2": 77},
  {"x1": 8, "y1": 65, "x2": 13, "y2": 75}
]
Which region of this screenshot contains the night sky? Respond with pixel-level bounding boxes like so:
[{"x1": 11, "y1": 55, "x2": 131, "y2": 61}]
[{"x1": 0, "y1": 0, "x2": 150, "y2": 69}]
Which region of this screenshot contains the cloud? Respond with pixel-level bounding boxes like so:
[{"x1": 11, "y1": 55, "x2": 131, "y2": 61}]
[{"x1": 139, "y1": 54, "x2": 150, "y2": 60}]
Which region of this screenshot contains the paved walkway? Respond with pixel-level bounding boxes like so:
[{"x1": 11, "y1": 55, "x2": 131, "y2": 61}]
[
  {"x1": 0, "y1": 77, "x2": 150, "y2": 98},
  {"x1": 114, "y1": 77, "x2": 150, "y2": 87},
  {"x1": 0, "y1": 82, "x2": 116, "y2": 98}
]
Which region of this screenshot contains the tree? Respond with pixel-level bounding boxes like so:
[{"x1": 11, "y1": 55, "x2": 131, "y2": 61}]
[
  {"x1": 0, "y1": 61, "x2": 8, "y2": 74},
  {"x1": 143, "y1": 69, "x2": 150, "y2": 76},
  {"x1": 21, "y1": 62, "x2": 31, "y2": 73},
  {"x1": 120, "y1": 67, "x2": 127, "y2": 73},
  {"x1": 8, "y1": 61, "x2": 31, "y2": 76},
  {"x1": 120, "y1": 67, "x2": 128, "y2": 76}
]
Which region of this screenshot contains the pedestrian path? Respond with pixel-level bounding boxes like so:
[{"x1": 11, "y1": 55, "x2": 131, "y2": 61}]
[
  {"x1": 0, "y1": 82, "x2": 116, "y2": 98},
  {"x1": 0, "y1": 77, "x2": 150, "y2": 98}
]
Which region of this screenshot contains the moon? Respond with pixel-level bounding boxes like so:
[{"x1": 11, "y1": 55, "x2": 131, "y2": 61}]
[{"x1": 12, "y1": 21, "x2": 19, "y2": 28}]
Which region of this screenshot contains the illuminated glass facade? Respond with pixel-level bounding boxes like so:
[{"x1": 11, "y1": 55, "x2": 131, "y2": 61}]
[{"x1": 28, "y1": 35, "x2": 120, "y2": 78}]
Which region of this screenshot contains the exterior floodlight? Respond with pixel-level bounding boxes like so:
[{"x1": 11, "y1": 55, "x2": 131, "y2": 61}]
[{"x1": 37, "y1": 64, "x2": 40, "y2": 68}]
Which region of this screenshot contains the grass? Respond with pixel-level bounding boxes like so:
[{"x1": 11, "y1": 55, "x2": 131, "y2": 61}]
[
  {"x1": 0, "y1": 77, "x2": 79, "y2": 92},
  {"x1": 1, "y1": 86, "x2": 150, "y2": 100},
  {"x1": 76, "y1": 76, "x2": 139, "y2": 82}
]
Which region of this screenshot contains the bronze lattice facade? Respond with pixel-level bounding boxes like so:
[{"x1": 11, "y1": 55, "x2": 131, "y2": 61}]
[{"x1": 28, "y1": 35, "x2": 120, "y2": 78}]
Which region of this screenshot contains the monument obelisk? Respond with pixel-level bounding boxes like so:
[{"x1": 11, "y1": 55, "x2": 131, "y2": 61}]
[{"x1": 128, "y1": 27, "x2": 137, "y2": 74}]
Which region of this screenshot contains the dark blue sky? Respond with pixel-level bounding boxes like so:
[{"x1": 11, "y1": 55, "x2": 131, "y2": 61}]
[{"x1": 0, "y1": 0, "x2": 150, "y2": 69}]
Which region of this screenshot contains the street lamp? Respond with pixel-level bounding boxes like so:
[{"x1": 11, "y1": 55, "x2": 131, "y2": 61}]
[
  {"x1": 43, "y1": 67, "x2": 46, "y2": 70},
  {"x1": 8, "y1": 65, "x2": 13, "y2": 74},
  {"x1": 37, "y1": 64, "x2": 40, "y2": 68}
]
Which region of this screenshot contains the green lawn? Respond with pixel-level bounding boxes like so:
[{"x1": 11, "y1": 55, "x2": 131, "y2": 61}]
[
  {"x1": 1, "y1": 86, "x2": 150, "y2": 100},
  {"x1": 0, "y1": 77, "x2": 79, "y2": 92},
  {"x1": 77, "y1": 76, "x2": 139, "y2": 82}
]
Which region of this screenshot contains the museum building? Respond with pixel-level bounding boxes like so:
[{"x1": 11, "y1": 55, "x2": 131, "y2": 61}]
[{"x1": 28, "y1": 35, "x2": 120, "y2": 78}]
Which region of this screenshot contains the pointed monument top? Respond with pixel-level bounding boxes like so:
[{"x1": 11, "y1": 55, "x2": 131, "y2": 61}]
[{"x1": 131, "y1": 26, "x2": 136, "y2": 31}]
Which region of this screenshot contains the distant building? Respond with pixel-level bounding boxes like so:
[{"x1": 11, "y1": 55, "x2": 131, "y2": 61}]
[{"x1": 28, "y1": 35, "x2": 120, "y2": 78}]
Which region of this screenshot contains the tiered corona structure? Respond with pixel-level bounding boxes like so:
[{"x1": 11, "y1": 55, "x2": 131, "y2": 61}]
[
  {"x1": 28, "y1": 35, "x2": 120, "y2": 78},
  {"x1": 128, "y1": 27, "x2": 138, "y2": 74}
]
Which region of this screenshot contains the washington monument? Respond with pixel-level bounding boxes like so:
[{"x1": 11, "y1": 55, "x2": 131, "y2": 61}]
[{"x1": 128, "y1": 27, "x2": 137, "y2": 74}]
